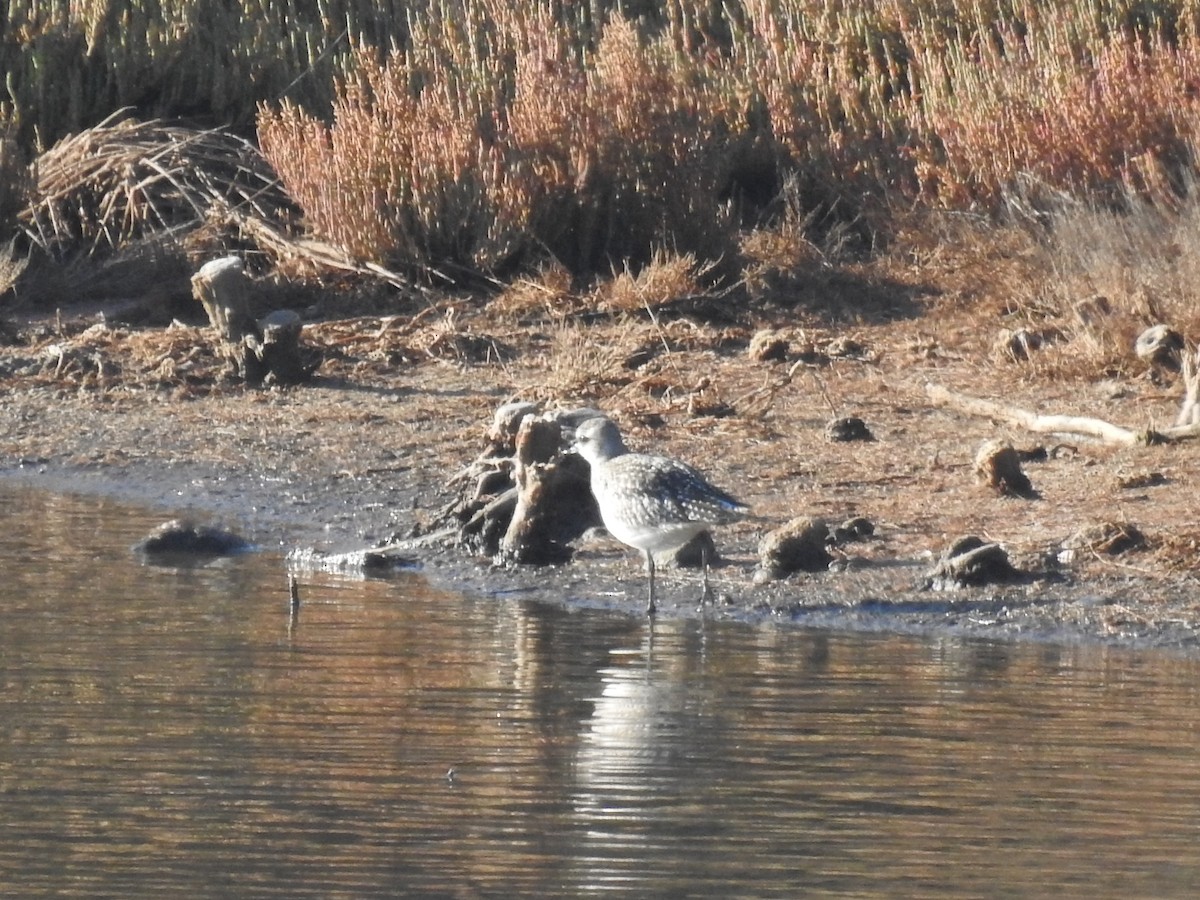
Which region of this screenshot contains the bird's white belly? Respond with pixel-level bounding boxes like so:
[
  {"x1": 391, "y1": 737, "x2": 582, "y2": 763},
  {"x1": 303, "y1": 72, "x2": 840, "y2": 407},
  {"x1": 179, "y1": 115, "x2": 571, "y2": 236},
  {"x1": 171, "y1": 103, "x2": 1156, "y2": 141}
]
[{"x1": 597, "y1": 496, "x2": 706, "y2": 555}]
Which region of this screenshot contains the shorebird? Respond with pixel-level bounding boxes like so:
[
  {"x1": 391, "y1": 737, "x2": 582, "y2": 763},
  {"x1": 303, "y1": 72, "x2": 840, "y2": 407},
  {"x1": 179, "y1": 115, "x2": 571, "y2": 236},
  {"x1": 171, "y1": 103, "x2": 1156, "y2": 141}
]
[{"x1": 572, "y1": 416, "x2": 748, "y2": 616}]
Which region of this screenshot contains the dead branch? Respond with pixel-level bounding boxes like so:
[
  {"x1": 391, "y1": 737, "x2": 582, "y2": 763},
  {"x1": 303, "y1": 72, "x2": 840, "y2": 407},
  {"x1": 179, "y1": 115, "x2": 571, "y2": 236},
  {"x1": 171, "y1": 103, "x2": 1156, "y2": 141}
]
[
  {"x1": 232, "y1": 211, "x2": 435, "y2": 295},
  {"x1": 925, "y1": 383, "x2": 1200, "y2": 446},
  {"x1": 1180, "y1": 348, "x2": 1200, "y2": 427}
]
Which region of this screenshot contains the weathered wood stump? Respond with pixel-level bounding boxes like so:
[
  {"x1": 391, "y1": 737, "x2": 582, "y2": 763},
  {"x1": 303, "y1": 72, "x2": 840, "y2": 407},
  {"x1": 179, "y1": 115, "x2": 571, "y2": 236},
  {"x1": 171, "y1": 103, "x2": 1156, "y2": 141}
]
[
  {"x1": 192, "y1": 257, "x2": 256, "y2": 341},
  {"x1": 1180, "y1": 348, "x2": 1200, "y2": 426},
  {"x1": 446, "y1": 404, "x2": 602, "y2": 563},
  {"x1": 1135, "y1": 323, "x2": 1184, "y2": 372},
  {"x1": 191, "y1": 256, "x2": 315, "y2": 385},
  {"x1": 500, "y1": 416, "x2": 591, "y2": 564}
]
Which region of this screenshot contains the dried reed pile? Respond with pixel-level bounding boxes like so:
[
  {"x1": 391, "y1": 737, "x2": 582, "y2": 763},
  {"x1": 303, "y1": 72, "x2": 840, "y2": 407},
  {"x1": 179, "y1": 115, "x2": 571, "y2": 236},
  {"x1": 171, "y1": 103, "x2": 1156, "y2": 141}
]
[{"x1": 20, "y1": 113, "x2": 289, "y2": 257}]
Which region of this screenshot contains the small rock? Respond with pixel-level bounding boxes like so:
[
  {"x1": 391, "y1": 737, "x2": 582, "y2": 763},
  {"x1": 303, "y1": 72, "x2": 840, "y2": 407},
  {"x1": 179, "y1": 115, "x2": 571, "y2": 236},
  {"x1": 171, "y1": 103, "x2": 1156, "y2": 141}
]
[
  {"x1": 831, "y1": 516, "x2": 875, "y2": 544},
  {"x1": 656, "y1": 530, "x2": 717, "y2": 570},
  {"x1": 825, "y1": 416, "x2": 874, "y2": 442},
  {"x1": 754, "y1": 516, "x2": 832, "y2": 582},
  {"x1": 622, "y1": 347, "x2": 657, "y2": 369},
  {"x1": 133, "y1": 519, "x2": 252, "y2": 556},
  {"x1": 974, "y1": 439, "x2": 1036, "y2": 498}
]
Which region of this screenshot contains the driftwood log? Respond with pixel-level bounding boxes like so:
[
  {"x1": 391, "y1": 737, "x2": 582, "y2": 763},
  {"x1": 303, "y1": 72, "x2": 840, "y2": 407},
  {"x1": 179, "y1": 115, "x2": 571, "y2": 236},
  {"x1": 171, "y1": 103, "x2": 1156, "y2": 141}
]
[
  {"x1": 926, "y1": 383, "x2": 1200, "y2": 446},
  {"x1": 191, "y1": 256, "x2": 315, "y2": 385}
]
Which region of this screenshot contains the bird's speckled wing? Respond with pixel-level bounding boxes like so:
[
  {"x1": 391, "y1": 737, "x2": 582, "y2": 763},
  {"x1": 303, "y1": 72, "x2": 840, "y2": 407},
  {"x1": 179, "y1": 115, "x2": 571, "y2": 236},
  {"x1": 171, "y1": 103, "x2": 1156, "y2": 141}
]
[{"x1": 598, "y1": 453, "x2": 746, "y2": 527}]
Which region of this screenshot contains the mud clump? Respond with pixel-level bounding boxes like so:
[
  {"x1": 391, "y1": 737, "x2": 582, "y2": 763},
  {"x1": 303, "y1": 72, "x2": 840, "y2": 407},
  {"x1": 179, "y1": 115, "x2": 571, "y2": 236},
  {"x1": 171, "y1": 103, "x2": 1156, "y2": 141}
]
[
  {"x1": 748, "y1": 329, "x2": 789, "y2": 363},
  {"x1": 825, "y1": 416, "x2": 873, "y2": 442},
  {"x1": 974, "y1": 439, "x2": 1036, "y2": 498},
  {"x1": 924, "y1": 535, "x2": 1022, "y2": 590},
  {"x1": 831, "y1": 516, "x2": 875, "y2": 543},
  {"x1": 755, "y1": 516, "x2": 833, "y2": 583},
  {"x1": 1062, "y1": 522, "x2": 1146, "y2": 558}
]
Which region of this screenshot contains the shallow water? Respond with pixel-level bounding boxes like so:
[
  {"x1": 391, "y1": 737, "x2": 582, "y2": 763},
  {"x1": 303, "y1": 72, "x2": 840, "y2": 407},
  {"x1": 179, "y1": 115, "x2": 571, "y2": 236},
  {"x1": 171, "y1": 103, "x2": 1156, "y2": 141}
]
[{"x1": 2, "y1": 486, "x2": 1200, "y2": 897}]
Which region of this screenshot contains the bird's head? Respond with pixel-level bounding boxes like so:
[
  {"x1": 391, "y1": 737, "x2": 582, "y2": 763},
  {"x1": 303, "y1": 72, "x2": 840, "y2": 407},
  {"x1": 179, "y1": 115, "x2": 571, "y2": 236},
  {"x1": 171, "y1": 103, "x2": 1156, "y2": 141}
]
[{"x1": 570, "y1": 415, "x2": 629, "y2": 465}]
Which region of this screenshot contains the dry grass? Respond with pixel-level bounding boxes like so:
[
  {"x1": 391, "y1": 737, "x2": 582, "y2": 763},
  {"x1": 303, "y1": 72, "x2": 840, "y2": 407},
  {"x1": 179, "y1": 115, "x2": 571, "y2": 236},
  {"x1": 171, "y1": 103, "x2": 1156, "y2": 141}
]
[
  {"x1": 536, "y1": 319, "x2": 641, "y2": 399},
  {"x1": 593, "y1": 251, "x2": 717, "y2": 314},
  {"x1": 911, "y1": 25, "x2": 1200, "y2": 212},
  {"x1": 257, "y1": 11, "x2": 746, "y2": 279},
  {"x1": 0, "y1": 113, "x2": 28, "y2": 238},
  {"x1": 0, "y1": 240, "x2": 30, "y2": 298},
  {"x1": 0, "y1": 0, "x2": 412, "y2": 151},
  {"x1": 1027, "y1": 189, "x2": 1200, "y2": 375},
  {"x1": 739, "y1": 175, "x2": 851, "y2": 301},
  {"x1": 250, "y1": 0, "x2": 1200, "y2": 283},
  {"x1": 489, "y1": 263, "x2": 577, "y2": 321}
]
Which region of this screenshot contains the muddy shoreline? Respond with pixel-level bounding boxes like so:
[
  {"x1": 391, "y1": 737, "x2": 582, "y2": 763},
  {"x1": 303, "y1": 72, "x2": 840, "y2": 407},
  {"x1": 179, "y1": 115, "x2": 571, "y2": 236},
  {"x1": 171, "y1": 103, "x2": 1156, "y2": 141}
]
[
  {"x1": 3, "y1": 392, "x2": 1198, "y2": 654},
  {"x1": 3, "y1": 281, "x2": 1200, "y2": 652}
]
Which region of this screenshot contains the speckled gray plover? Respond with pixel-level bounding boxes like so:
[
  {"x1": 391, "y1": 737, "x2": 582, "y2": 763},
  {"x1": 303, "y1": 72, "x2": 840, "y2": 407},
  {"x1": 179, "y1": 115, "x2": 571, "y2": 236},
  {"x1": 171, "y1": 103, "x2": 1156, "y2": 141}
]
[{"x1": 572, "y1": 416, "x2": 748, "y2": 616}]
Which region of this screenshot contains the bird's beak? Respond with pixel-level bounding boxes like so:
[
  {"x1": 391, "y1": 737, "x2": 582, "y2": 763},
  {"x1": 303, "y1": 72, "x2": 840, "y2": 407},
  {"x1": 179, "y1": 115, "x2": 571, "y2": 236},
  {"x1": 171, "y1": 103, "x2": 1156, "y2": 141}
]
[{"x1": 553, "y1": 407, "x2": 606, "y2": 456}]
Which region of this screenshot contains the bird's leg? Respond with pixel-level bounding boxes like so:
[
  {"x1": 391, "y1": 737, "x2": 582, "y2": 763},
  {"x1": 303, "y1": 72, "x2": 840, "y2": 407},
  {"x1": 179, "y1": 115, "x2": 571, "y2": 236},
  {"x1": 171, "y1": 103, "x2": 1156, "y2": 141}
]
[
  {"x1": 645, "y1": 552, "x2": 657, "y2": 617},
  {"x1": 698, "y1": 543, "x2": 714, "y2": 611}
]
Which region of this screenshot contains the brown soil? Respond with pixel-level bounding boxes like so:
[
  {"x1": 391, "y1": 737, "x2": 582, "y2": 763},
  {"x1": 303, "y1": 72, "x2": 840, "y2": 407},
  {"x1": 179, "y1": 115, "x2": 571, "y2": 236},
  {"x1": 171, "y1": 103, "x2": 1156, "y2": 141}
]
[{"x1": 3, "y1": 240, "x2": 1200, "y2": 649}]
